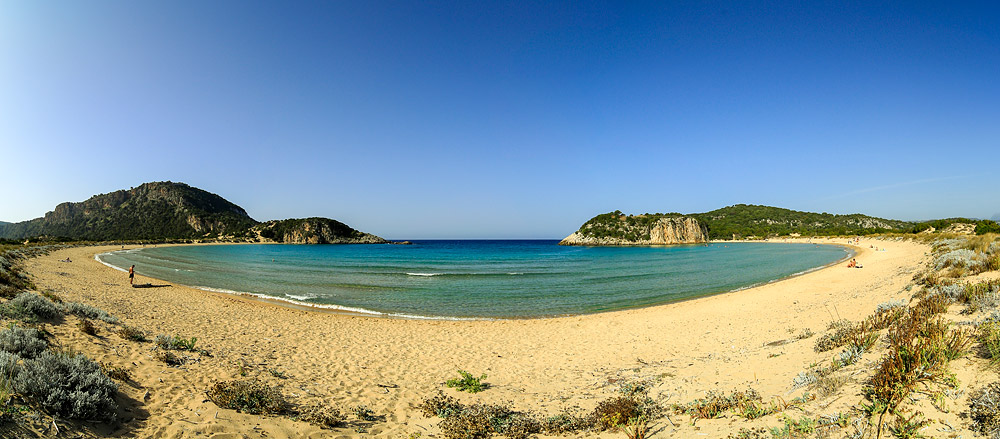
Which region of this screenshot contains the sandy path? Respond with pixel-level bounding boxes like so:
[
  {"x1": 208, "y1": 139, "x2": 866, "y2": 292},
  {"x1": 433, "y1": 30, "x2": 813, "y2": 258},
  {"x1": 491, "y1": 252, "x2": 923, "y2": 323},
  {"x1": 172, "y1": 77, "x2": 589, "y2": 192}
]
[{"x1": 23, "y1": 238, "x2": 929, "y2": 438}]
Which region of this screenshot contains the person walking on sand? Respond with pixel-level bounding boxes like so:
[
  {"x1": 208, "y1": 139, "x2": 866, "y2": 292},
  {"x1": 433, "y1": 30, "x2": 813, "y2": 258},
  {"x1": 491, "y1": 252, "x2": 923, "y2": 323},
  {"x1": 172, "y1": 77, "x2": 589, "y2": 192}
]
[{"x1": 129, "y1": 265, "x2": 135, "y2": 285}]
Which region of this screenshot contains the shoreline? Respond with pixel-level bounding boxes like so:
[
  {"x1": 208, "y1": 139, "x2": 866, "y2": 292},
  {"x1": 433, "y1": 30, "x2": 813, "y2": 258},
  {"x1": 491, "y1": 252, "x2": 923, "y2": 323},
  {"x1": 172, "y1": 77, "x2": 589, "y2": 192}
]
[
  {"x1": 91, "y1": 239, "x2": 857, "y2": 322},
  {"x1": 21, "y1": 237, "x2": 927, "y2": 438}
]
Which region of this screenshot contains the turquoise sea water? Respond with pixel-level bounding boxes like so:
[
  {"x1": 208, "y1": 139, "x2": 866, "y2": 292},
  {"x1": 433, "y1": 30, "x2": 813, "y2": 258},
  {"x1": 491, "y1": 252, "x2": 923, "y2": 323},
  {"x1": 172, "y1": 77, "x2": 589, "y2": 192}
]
[{"x1": 96, "y1": 241, "x2": 849, "y2": 319}]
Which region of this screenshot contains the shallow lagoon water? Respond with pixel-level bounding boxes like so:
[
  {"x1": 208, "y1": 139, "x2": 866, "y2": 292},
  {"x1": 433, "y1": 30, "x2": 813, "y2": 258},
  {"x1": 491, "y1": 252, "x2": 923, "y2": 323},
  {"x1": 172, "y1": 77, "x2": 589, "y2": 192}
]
[{"x1": 98, "y1": 241, "x2": 848, "y2": 319}]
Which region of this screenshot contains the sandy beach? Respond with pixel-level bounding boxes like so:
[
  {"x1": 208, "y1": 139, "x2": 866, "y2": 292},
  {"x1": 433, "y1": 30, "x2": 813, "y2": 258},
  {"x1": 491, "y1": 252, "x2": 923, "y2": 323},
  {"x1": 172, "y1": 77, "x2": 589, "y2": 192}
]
[{"x1": 23, "y1": 237, "x2": 971, "y2": 438}]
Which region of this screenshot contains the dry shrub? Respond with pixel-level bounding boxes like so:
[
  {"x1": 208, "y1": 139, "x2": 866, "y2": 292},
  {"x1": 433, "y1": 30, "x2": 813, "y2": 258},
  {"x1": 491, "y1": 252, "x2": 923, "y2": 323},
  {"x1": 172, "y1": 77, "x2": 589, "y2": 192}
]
[
  {"x1": 946, "y1": 266, "x2": 968, "y2": 278},
  {"x1": 438, "y1": 403, "x2": 539, "y2": 439},
  {"x1": 846, "y1": 322, "x2": 879, "y2": 352},
  {"x1": 154, "y1": 350, "x2": 184, "y2": 366},
  {"x1": 911, "y1": 293, "x2": 951, "y2": 320},
  {"x1": 439, "y1": 404, "x2": 494, "y2": 439},
  {"x1": 541, "y1": 410, "x2": 590, "y2": 434},
  {"x1": 866, "y1": 305, "x2": 906, "y2": 330},
  {"x1": 418, "y1": 393, "x2": 541, "y2": 439},
  {"x1": 117, "y1": 326, "x2": 147, "y2": 342},
  {"x1": 101, "y1": 362, "x2": 131, "y2": 381},
  {"x1": 78, "y1": 319, "x2": 97, "y2": 336},
  {"x1": 812, "y1": 375, "x2": 848, "y2": 399},
  {"x1": 207, "y1": 379, "x2": 286, "y2": 415},
  {"x1": 418, "y1": 391, "x2": 463, "y2": 418},
  {"x1": 295, "y1": 404, "x2": 343, "y2": 428},
  {"x1": 815, "y1": 320, "x2": 857, "y2": 353},
  {"x1": 863, "y1": 300, "x2": 965, "y2": 415},
  {"x1": 970, "y1": 383, "x2": 1000, "y2": 438},
  {"x1": 591, "y1": 396, "x2": 646, "y2": 429}
]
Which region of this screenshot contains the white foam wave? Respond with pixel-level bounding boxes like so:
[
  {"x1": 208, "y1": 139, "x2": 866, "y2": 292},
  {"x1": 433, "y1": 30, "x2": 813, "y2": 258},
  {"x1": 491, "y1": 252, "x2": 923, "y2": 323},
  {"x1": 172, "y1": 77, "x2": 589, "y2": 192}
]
[
  {"x1": 94, "y1": 253, "x2": 128, "y2": 272},
  {"x1": 284, "y1": 293, "x2": 317, "y2": 301},
  {"x1": 406, "y1": 272, "x2": 443, "y2": 277},
  {"x1": 190, "y1": 286, "x2": 484, "y2": 321}
]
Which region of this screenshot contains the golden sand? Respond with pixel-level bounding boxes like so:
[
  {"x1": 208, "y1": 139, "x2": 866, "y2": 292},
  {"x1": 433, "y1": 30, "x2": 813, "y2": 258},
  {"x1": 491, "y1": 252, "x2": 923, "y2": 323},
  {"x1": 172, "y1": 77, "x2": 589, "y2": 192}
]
[{"x1": 25, "y1": 238, "x2": 977, "y2": 438}]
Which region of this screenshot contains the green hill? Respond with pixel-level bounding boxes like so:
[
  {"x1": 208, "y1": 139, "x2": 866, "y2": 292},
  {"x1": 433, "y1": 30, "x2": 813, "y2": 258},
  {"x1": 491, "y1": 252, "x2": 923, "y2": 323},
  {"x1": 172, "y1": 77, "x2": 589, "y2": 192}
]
[
  {"x1": 0, "y1": 182, "x2": 386, "y2": 243},
  {"x1": 691, "y1": 204, "x2": 915, "y2": 239},
  {"x1": 0, "y1": 182, "x2": 256, "y2": 241},
  {"x1": 572, "y1": 204, "x2": 1000, "y2": 241}
]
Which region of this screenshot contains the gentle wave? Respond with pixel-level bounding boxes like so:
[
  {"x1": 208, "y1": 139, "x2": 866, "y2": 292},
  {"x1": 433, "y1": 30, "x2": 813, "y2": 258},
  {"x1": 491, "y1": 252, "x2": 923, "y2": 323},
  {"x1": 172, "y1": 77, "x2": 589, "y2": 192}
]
[
  {"x1": 405, "y1": 272, "x2": 529, "y2": 277},
  {"x1": 94, "y1": 253, "x2": 128, "y2": 272},
  {"x1": 191, "y1": 285, "x2": 485, "y2": 321}
]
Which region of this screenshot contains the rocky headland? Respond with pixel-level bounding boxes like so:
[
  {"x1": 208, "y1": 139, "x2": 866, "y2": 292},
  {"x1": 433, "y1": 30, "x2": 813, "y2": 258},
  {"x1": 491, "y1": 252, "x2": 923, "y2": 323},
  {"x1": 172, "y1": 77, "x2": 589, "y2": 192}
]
[{"x1": 560, "y1": 214, "x2": 708, "y2": 246}]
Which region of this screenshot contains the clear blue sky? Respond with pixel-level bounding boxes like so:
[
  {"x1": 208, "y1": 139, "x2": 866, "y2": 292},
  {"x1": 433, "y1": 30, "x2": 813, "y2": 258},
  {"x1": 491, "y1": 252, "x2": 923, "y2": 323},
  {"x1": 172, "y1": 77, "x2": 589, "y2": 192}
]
[{"x1": 2, "y1": 1, "x2": 998, "y2": 238}]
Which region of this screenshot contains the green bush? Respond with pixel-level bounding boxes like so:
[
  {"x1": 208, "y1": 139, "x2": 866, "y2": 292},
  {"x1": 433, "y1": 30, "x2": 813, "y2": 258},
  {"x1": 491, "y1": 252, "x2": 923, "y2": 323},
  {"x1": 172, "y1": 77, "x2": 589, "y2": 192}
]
[
  {"x1": 13, "y1": 350, "x2": 118, "y2": 420},
  {"x1": 446, "y1": 370, "x2": 489, "y2": 393},
  {"x1": 155, "y1": 334, "x2": 197, "y2": 351}
]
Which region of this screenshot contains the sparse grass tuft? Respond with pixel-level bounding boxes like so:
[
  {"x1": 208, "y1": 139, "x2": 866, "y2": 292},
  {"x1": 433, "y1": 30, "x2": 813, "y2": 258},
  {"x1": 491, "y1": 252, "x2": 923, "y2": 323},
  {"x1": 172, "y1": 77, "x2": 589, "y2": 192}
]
[
  {"x1": 812, "y1": 374, "x2": 848, "y2": 399},
  {"x1": 770, "y1": 415, "x2": 816, "y2": 438},
  {"x1": 117, "y1": 325, "x2": 147, "y2": 342},
  {"x1": 815, "y1": 319, "x2": 860, "y2": 353},
  {"x1": 728, "y1": 427, "x2": 770, "y2": 439},
  {"x1": 979, "y1": 321, "x2": 1000, "y2": 363},
  {"x1": 621, "y1": 415, "x2": 650, "y2": 439},
  {"x1": 155, "y1": 334, "x2": 197, "y2": 351},
  {"x1": 207, "y1": 379, "x2": 286, "y2": 415},
  {"x1": 888, "y1": 411, "x2": 930, "y2": 439}
]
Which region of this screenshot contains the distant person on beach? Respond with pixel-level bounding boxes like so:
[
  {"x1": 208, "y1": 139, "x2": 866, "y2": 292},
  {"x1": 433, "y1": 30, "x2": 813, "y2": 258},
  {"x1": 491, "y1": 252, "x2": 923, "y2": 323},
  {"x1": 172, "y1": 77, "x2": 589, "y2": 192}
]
[
  {"x1": 129, "y1": 265, "x2": 135, "y2": 285},
  {"x1": 848, "y1": 259, "x2": 856, "y2": 268}
]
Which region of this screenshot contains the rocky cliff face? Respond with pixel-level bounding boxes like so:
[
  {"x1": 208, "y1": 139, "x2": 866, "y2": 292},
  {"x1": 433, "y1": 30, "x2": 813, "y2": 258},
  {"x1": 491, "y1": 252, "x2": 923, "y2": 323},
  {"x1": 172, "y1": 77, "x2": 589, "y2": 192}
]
[
  {"x1": 253, "y1": 218, "x2": 387, "y2": 244},
  {"x1": 560, "y1": 216, "x2": 708, "y2": 246}
]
